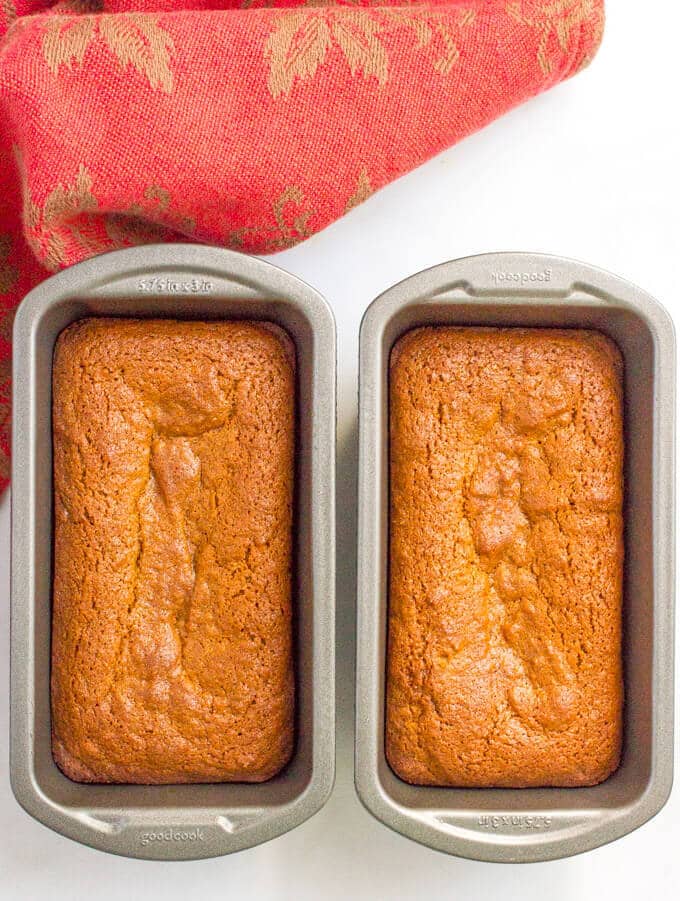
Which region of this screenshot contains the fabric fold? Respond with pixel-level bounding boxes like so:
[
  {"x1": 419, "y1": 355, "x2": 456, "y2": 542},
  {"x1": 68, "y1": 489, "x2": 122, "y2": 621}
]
[{"x1": 0, "y1": 0, "x2": 604, "y2": 488}]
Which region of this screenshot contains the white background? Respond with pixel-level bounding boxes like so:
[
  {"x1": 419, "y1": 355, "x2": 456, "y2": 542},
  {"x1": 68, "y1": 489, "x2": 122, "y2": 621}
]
[{"x1": 1, "y1": 3, "x2": 679, "y2": 898}]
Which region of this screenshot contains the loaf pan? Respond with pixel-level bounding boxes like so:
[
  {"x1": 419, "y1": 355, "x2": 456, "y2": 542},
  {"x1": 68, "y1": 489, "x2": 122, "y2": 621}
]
[
  {"x1": 11, "y1": 244, "x2": 336, "y2": 860},
  {"x1": 355, "y1": 252, "x2": 675, "y2": 863}
]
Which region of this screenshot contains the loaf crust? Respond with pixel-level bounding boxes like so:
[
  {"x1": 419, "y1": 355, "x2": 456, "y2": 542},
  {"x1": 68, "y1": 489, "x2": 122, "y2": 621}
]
[
  {"x1": 387, "y1": 327, "x2": 624, "y2": 787},
  {"x1": 51, "y1": 318, "x2": 295, "y2": 783}
]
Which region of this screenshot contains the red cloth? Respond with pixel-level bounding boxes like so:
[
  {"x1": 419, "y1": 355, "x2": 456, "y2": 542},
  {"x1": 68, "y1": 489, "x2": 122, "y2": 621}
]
[{"x1": 0, "y1": 0, "x2": 604, "y2": 489}]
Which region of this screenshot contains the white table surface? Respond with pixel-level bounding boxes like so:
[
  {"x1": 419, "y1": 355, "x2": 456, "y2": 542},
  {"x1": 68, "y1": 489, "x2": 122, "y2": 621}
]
[{"x1": 2, "y1": 3, "x2": 679, "y2": 898}]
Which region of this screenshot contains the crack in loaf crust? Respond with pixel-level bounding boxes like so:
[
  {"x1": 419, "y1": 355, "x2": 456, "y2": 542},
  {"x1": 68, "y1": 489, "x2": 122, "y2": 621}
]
[
  {"x1": 386, "y1": 327, "x2": 624, "y2": 788},
  {"x1": 51, "y1": 318, "x2": 295, "y2": 784}
]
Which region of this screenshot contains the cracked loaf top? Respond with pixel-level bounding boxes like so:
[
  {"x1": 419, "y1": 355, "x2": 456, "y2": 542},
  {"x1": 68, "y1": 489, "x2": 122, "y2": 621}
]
[
  {"x1": 51, "y1": 318, "x2": 295, "y2": 784},
  {"x1": 386, "y1": 327, "x2": 624, "y2": 788}
]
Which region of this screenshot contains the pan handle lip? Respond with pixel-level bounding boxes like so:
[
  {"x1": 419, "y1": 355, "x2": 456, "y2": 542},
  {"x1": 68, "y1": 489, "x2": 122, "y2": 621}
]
[
  {"x1": 13, "y1": 243, "x2": 336, "y2": 339},
  {"x1": 11, "y1": 742, "x2": 336, "y2": 862},
  {"x1": 353, "y1": 765, "x2": 674, "y2": 863},
  {"x1": 9, "y1": 769, "x2": 333, "y2": 860},
  {"x1": 360, "y1": 250, "x2": 676, "y2": 353}
]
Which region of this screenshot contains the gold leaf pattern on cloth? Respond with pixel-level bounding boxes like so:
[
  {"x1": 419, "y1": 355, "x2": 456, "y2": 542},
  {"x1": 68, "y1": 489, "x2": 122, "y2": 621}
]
[
  {"x1": 384, "y1": 7, "x2": 475, "y2": 76},
  {"x1": 42, "y1": 13, "x2": 95, "y2": 72},
  {"x1": 97, "y1": 14, "x2": 174, "y2": 92},
  {"x1": 345, "y1": 166, "x2": 372, "y2": 212},
  {"x1": 144, "y1": 184, "x2": 172, "y2": 210},
  {"x1": 0, "y1": 235, "x2": 18, "y2": 294},
  {"x1": 265, "y1": 13, "x2": 333, "y2": 98},
  {"x1": 230, "y1": 185, "x2": 315, "y2": 252},
  {"x1": 434, "y1": 8, "x2": 475, "y2": 74},
  {"x1": 1, "y1": 0, "x2": 17, "y2": 27},
  {"x1": 575, "y1": 1, "x2": 603, "y2": 72},
  {"x1": 106, "y1": 185, "x2": 195, "y2": 246},
  {"x1": 272, "y1": 185, "x2": 314, "y2": 248},
  {"x1": 506, "y1": 0, "x2": 597, "y2": 76},
  {"x1": 42, "y1": 13, "x2": 175, "y2": 92},
  {"x1": 265, "y1": 8, "x2": 474, "y2": 98},
  {"x1": 330, "y1": 12, "x2": 388, "y2": 85},
  {"x1": 18, "y1": 160, "x2": 116, "y2": 267},
  {"x1": 19, "y1": 162, "x2": 98, "y2": 270},
  {"x1": 19, "y1": 159, "x2": 195, "y2": 267},
  {"x1": 43, "y1": 162, "x2": 97, "y2": 224}
]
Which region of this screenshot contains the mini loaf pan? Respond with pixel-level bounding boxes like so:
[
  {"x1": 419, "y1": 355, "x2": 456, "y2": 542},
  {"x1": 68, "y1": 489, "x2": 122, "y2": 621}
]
[
  {"x1": 355, "y1": 252, "x2": 675, "y2": 863},
  {"x1": 11, "y1": 244, "x2": 336, "y2": 860}
]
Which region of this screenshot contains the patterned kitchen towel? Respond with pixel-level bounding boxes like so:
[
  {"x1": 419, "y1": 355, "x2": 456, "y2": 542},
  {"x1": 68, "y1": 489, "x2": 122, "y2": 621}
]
[{"x1": 0, "y1": 0, "x2": 604, "y2": 490}]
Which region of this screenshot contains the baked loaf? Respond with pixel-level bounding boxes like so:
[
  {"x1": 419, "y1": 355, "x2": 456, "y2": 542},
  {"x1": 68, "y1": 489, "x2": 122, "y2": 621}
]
[
  {"x1": 51, "y1": 318, "x2": 295, "y2": 784},
  {"x1": 387, "y1": 327, "x2": 624, "y2": 788}
]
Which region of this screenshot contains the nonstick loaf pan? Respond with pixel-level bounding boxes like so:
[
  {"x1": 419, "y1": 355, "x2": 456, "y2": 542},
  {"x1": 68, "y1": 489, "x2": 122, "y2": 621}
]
[
  {"x1": 355, "y1": 252, "x2": 675, "y2": 863},
  {"x1": 10, "y1": 244, "x2": 336, "y2": 860}
]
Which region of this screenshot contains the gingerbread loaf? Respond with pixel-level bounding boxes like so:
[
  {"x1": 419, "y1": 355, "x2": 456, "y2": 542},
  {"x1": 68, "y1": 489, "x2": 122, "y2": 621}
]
[
  {"x1": 51, "y1": 318, "x2": 295, "y2": 783},
  {"x1": 387, "y1": 327, "x2": 624, "y2": 787}
]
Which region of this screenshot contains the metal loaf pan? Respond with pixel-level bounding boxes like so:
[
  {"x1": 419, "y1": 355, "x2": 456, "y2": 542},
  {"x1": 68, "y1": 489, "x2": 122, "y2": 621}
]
[
  {"x1": 355, "y1": 252, "x2": 675, "y2": 863},
  {"x1": 11, "y1": 244, "x2": 336, "y2": 860}
]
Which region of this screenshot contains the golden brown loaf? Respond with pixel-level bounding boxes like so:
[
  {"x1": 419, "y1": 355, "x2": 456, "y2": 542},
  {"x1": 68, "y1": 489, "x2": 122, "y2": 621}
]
[
  {"x1": 51, "y1": 318, "x2": 295, "y2": 784},
  {"x1": 387, "y1": 327, "x2": 624, "y2": 788}
]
